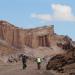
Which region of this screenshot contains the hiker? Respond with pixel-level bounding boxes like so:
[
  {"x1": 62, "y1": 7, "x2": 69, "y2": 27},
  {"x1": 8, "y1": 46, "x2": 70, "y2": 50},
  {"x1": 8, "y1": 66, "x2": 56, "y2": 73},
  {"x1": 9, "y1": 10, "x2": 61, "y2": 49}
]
[
  {"x1": 21, "y1": 54, "x2": 28, "y2": 70},
  {"x1": 36, "y1": 57, "x2": 42, "y2": 70}
]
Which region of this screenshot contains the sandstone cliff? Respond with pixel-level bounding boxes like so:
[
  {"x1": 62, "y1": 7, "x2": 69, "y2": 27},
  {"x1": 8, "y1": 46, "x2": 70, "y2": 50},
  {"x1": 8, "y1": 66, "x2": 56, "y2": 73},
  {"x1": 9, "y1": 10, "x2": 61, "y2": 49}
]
[
  {"x1": 0, "y1": 20, "x2": 74, "y2": 49},
  {"x1": 0, "y1": 20, "x2": 74, "y2": 58},
  {"x1": 0, "y1": 20, "x2": 26, "y2": 48}
]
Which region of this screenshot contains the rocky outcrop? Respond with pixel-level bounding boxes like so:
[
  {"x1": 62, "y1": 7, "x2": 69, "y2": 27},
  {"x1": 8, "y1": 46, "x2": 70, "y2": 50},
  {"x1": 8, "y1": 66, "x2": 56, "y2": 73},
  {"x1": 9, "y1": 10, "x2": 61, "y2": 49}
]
[
  {"x1": 0, "y1": 21, "x2": 26, "y2": 48},
  {"x1": 0, "y1": 20, "x2": 55, "y2": 48},
  {"x1": 46, "y1": 45, "x2": 75, "y2": 73},
  {"x1": 0, "y1": 20, "x2": 74, "y2": 50}
]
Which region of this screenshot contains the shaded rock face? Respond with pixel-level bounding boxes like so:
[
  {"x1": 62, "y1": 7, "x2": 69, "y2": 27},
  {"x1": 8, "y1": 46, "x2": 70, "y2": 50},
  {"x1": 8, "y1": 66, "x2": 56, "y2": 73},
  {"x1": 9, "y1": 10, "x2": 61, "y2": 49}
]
[
  {"x1": 57, "y1": 36, "x2": 73, "y2": 51},
  {"x1": 46, "y1": 46, "x2": 75, "y2": 72}
]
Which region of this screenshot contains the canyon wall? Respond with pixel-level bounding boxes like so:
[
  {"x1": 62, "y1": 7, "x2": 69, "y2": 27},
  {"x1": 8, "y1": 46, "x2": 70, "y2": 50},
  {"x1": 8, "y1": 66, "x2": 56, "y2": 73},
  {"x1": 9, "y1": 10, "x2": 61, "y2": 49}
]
[
  {"x1": 0, "y1": 21, "x2": 55, "y2": 48},
  {"x1": 0, "y1": 20, "x2": 69, "y2": 48},
  {"x1": 0, "y1": 21, "x2": 26, "y2": 48}
]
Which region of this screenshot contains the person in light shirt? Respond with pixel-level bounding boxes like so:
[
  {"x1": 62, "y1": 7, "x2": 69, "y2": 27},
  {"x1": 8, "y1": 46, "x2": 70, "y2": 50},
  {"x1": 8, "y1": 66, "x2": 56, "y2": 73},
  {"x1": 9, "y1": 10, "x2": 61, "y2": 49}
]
[{"x1": 36, "y1": 57, "x2": 42, "y2": 70}]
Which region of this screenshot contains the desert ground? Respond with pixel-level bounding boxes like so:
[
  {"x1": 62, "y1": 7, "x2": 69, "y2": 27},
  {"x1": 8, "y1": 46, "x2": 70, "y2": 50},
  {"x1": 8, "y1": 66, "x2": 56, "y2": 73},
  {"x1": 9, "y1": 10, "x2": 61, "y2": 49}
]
[
  {"x1": 0, "y1": 58, "x2": 75, "y2": 75},
  {"x1": 0, "y1": 46, "x2": 75, "y2": 75}
]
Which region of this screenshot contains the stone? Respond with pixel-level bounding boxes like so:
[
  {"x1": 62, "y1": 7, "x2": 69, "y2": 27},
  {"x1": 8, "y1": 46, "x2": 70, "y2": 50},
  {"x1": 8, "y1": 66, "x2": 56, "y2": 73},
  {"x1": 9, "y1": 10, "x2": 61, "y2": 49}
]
[{"x1": 46, "y1": 46, "x2": 75, "y2": 72}]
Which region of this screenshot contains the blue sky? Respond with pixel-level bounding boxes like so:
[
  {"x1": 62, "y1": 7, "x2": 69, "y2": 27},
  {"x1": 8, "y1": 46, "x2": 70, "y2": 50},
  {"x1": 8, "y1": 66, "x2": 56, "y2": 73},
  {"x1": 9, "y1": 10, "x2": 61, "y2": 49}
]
[{"x1": 0, "y1": 0, "x2": 75, "y2": 40}]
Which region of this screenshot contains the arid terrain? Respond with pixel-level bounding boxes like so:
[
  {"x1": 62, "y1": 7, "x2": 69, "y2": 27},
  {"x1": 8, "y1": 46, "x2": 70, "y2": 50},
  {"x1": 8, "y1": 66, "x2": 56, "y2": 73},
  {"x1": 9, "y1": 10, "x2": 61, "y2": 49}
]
[
  {"x1": 0, "y1": 59, "x2": 75, "y2": 75},
  {"x1": 0, "y1": 20, "x2": 75, "y2": 75}
]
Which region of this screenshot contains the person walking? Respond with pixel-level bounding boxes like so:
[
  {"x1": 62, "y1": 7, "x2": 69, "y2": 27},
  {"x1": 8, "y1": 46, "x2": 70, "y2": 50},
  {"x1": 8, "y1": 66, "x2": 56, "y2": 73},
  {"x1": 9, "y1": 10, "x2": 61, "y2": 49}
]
[
  {"x1": 36, "y1": 57, "x2": 42, "y2": 70},
  {"x1": 21, "y1": 54, "x2": 28, "y2": 70}
]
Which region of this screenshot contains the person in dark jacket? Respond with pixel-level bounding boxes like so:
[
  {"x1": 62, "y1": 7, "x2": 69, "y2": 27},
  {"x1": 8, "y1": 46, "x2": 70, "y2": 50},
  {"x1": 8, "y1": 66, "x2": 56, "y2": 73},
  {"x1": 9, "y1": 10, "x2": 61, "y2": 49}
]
[{"x1": 21, "y1": 54, "x2": 28, "y2": 69}]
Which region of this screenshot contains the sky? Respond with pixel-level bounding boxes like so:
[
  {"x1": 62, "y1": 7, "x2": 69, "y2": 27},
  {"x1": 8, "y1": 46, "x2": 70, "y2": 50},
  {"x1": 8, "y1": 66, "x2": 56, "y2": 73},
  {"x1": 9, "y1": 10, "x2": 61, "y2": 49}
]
[{"x1": 0, "y1": 0, "x2": 75, "y2": 40}]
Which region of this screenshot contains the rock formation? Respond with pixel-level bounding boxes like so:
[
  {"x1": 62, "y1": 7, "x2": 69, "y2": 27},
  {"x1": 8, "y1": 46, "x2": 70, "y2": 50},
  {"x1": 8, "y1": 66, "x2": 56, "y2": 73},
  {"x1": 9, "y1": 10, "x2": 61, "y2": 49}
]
[
  {"x1": 0, "y1": 20, "x2": 62, "y2": 49},
  {"x1": 46, "y1": 42, "x2": 75, "y2": 73},
  {"x1": 0, "y1": 20, "x2": 75, "y2": 62},
  {"x1": 0, "y1": 21, "x2": 27, "y2": 48}
]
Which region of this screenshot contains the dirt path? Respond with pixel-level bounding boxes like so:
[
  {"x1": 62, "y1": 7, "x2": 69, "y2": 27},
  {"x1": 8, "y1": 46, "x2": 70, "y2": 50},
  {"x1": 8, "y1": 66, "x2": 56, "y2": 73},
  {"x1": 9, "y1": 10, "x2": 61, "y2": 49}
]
[
  {"x1": 0, "y1": 60, "x2": 75, "y2": 75},
  {"x1": 0, "y1": 60, "x2": 56, "y2": 75}
]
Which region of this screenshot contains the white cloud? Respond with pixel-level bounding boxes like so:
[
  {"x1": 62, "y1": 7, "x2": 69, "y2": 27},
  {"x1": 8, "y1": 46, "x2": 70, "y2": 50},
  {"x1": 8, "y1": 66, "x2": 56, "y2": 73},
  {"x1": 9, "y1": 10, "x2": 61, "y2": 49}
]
[
  {"x1": 31, "y1": 13, "x2": 52, "y2": 21},
  {"x1": 31, "y1": 4, "x2": 75, "y2": 21}
]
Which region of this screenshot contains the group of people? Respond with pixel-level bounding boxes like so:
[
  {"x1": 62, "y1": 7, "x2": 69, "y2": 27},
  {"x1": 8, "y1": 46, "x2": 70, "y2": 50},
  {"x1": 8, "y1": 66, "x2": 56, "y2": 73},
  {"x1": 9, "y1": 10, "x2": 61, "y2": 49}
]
[{"x1": 21, "y1": 54, "x2": 42, "y2": 70}]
